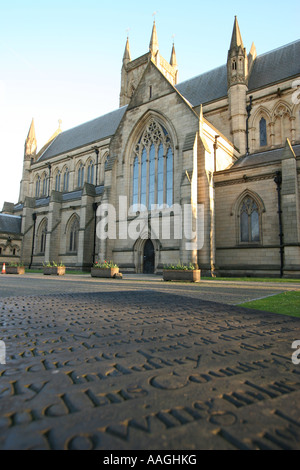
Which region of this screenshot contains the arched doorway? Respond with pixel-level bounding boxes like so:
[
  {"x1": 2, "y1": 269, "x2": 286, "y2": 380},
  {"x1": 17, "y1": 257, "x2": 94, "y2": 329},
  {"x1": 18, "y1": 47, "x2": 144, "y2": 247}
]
[{"x1": 143, "y1": 239, "x2": 155, "y2": 274}]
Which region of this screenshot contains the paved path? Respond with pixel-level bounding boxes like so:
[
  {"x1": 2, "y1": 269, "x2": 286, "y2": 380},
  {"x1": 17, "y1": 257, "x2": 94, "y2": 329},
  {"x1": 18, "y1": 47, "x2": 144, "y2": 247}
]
[
  {"x1": 0, "y1": 272, "x2": 299, "y2": 304},
  {"x1": 0, "y1": 274, "x2": 300, "y2": 450}
]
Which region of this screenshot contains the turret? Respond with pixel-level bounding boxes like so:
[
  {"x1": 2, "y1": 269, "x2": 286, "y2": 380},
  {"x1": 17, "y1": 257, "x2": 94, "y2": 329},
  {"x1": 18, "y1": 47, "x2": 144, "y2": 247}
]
[
  {"x1": 227, "y1": 16, "x2": 249, "y2": 155},
  {"x1": 19, "y1": 119, "x2": 37, "y2": 202},
  {"x1": 24, "y1": 118, "x2": 37, "y2": 158},
  {"x1": 149, "y1": 20, "x2": 159, "y2": 58},
  {"x1": 227, "y1": 16, "x2": 248, "y2": 87},
  {"x1": 119, "y1": 21, "x2": 179, "y2": 107},
  {"x1": 119, "y1": 36, "x2": 132, "y2": 107},
  {"x1": 170, "y1": 42, "x2": 178, "y2": 84}
]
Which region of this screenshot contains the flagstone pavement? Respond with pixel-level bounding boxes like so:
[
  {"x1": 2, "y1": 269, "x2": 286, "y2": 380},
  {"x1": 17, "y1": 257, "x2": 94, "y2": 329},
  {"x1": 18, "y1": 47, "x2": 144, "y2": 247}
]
[{"x1": 0, "y1": 273, "x2": 299, "y2": 450}]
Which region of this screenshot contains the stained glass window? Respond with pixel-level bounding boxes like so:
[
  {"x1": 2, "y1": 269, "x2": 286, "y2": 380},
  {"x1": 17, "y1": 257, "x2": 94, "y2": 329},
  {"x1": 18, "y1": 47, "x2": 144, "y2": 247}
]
[
  {"x1": 55, "y1": 171, "x2": 61, "y2": 191},
  {"x1": 87, "y1": 162, "x2": 94, "y2": 184},
  {"x1": 77, "y1": 163, "x2": 85, "y2": 188},
  {"x1": 63, "y1": 168, "x2": 69, "y2": 192},
  {"x1": 132, "y1": 119, "x2": 173, "y2": 210},
  {"x1": 240, "y1": 197, "x2": 260, "y2": 242},
  {"x1": 259, "y1": 118, "x2": 267, "y2": 146}
]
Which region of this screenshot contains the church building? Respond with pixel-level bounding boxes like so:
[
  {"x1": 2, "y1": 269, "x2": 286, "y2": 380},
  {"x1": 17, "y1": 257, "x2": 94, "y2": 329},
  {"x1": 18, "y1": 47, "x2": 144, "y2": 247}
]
[{"x1": 2, "y1": 17, "x2": 300, "y2": 277}]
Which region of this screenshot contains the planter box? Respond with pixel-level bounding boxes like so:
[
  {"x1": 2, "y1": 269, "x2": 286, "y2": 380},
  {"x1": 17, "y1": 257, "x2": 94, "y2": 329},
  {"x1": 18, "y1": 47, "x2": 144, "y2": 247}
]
[
  {"x1": 43, "y1": 266, "x2": 66, "y2": 276},
  {"x1": 91, "y1": 267, "x2": 119, "y2": 278},
  {"x1": 163, "y1": 269, "x2": 201, "y2": 282},
  {"x1": 6, "y1": 266, "x2": 25, "y2": 275}
]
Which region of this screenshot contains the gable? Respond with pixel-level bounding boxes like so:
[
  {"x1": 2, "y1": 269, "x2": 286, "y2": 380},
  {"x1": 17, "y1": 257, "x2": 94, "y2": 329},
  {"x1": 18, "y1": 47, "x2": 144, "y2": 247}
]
[{"x1": 127, "y1": 59, "x2": 187, "y2": 110}]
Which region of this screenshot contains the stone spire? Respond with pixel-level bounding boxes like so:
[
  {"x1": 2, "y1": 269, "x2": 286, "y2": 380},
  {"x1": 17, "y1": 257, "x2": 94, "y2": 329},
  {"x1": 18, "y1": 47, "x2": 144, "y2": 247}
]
[
  {"x1": 25, "y1": 118, "x2": 37, "y2": 156},
  {"x1": 227, "y1": 15, "x2": 248, "y2": 88},
  {"x1": 230, "y1": 16, "x2": 244, "y2": 50},
  {"x1": 170, "y1": 42, "x2": 177, "y2": 68},
  {"x1": 123, "y1": 36, "x2": 131, "y2": 65},
  {"x1": 149, "y1": 20, "x2": 159, "y2": 56}
]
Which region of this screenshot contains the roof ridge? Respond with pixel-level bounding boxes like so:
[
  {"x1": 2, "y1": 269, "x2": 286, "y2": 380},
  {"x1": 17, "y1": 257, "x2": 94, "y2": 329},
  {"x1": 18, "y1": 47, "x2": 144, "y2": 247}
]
[
  {"x1": 177, "y1": 39, "x2": 300, "y2": 88},
  {"x1": 254, "y1": 39, "x2": 300, "y2": 60}
]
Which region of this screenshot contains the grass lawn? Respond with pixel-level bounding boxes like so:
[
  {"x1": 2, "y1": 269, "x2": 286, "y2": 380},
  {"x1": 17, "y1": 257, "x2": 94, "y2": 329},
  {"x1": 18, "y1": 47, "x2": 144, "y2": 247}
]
[
  {"x1": 202, "y1": 277, "x2": 300, "y2": 283},
  {"x1": 239, "y1": 291, "x2": 300, "y2": 318}
]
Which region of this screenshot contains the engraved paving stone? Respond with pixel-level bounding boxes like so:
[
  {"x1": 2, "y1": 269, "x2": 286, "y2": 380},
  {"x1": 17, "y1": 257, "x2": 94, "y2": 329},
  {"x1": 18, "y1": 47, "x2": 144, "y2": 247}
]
[{"x1": 0, "y1": 290, "x2": 300, "y2": 450}]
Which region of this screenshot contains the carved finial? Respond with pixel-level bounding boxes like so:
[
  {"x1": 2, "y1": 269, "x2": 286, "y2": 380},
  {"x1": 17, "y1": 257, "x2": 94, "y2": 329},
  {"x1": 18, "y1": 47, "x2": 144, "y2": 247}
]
[{"x1": 58, "y1": 119, "x2": 62, "y2": 129}]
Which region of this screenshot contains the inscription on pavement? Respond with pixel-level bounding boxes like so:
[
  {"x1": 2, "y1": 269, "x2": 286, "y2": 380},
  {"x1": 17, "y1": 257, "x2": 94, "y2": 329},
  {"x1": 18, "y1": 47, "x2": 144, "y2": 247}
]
[{"x1": 0, "y1": 291, "x2": 299, "y2": 450}]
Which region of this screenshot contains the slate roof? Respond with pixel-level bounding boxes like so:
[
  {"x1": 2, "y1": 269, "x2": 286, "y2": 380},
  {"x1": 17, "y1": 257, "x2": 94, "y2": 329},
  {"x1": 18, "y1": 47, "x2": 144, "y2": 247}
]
[
  {"x1": 0, "y1": 214, "x2": 22, "y2": 234},
  {"x1": 35, "y1": 40, "x2": 299, "y2": 162},
  {"x1": 176, "y1": 40, "x2": 300, "y2": 107},
  {"x1": 176, "y1": 65, "x2": 228, "y2": 107},
  {"x1": 38, "y1": 106, "x2": 127, "y2": 162},
  {"x1": 248, "y1": 40, "x2": 300, "y2": 91},
  {"x1": 233, "y1": 143, "x2": 300, "y2": 169}
]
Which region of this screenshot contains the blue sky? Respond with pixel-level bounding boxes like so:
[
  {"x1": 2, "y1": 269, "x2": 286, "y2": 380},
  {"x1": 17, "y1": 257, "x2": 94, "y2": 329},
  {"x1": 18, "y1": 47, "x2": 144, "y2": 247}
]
[{"x1": 0, "y1": 0, "x2": 299, "y2": 208}]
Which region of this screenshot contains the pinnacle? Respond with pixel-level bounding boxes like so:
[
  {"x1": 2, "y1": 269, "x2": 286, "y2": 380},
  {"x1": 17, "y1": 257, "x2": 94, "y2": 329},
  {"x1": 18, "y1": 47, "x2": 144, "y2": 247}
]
[
  {"x1": 230, "y1": 16, "x2": 244, "y2": 50},
  {"x1": 149, "y1": 20, "x2": 159, "y2": 55}
]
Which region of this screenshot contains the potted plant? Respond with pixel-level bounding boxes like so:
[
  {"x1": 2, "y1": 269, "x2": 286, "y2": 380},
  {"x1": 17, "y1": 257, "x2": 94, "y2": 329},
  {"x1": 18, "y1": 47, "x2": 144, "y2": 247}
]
[
  {"x1": 91, "y1": 260, "x2": 120, "y2": 278},
  {"x1": 163, "y1": 262, "x2": 201, "y2": 282},
  {"x1": 43, "y1": 261, "x2": 66, "y2": 276},
  {"x1": 6, "y1": 263, "x2": 25, "y2": 275}
]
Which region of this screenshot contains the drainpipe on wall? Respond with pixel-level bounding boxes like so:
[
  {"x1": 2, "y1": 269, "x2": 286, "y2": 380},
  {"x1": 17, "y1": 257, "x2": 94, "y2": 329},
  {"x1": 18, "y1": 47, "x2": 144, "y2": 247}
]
[
  {"x1": 29, "y1": 212, "x2": 37, "y2": 270},
  {"x1": 210, "y1": 135, "x2": 219, "y2": 278},
  {"x1": 274, "y1": 171, "x2": 284, "y2": 278},
  {"x1": 94, "y1": 148, "x2": 99, "y2": 186},
  {"x1": 246, "y1": 96, "x2": 253, "y2": 156}
]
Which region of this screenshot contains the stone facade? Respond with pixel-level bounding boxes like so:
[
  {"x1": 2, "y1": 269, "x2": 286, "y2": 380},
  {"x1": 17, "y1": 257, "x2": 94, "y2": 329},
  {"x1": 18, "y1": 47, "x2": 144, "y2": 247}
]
[{"x1": 2, "y1": 18, "x2": 300, "y2": 277}]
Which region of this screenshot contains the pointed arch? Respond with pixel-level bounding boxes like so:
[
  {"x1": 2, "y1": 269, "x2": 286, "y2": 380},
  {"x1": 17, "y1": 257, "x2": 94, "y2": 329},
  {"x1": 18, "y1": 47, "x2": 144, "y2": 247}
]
[
  {"x1": 233, "y1": 190, "x2": 265, "y2": 244},
  {"x1": 123, "y1": 109, "x2": 178, "y2": 165},
  {"x1": 66, "y1": 213, "x2": 80, "y2": 253},
  {"x1": 54, "y1": 167, "x2": 61, "y2": 191},
  {"x1": 272, "y1": 100, "x2": 292, "y2": 120},
  {"x1": 272, "y1": 100, "x2": 293, "y2": 145},
  {"x1": 41, "y1": 171, "x2": 48, "y2": 197},
  {"x1": 62, "y1": 165, "x2": 70, "y2": 192},
  {"x1": 132, "y1": 236, "x2": 161, "y2": 273},
  {"x1": 76, "y1": 160, "x2": 85, "y2": 188},
  {"x1": 86, "y1": 158, "x2": 95, "y2": 185},
  {"x1": 250, "y1": 106, "x2": 271, "y2": 150},
  {"x1": 125, "y1": 111, "x2": 177, "y2": 212},
  {"x1": 35, "y1": 174, "x2": 41, "y2": 198},
  {"x1": 36, "y1": 218, "x2": 48, "y2": 254}
]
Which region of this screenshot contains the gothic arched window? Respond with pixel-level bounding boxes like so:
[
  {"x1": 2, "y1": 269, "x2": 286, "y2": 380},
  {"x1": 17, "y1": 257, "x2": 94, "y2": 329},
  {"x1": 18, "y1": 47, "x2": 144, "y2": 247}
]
[
  {"x1": 63, "y1": 168, "x2": 69, "y2": 192},
  {"x1": 259, "y1": 117, "x2": 267, "y2": 147},
  {"x1": 55, "y1": 171, "x2": 61, "y2": 191},
  {"x1": 240, "y1": 196, "x2": 260, "y2": 243},
  {"x1": 38, "y1": 219, "x2": 48, "y2": 254},
  {"x1": 132, "y1": 119, "x2": 173, "y2": 210},
  {"x1": 35, "y1": 175, "x2": 41, "y2": 198},
  {"x1": 68, "y1": 217, "x2": 79, "y2": 253},
  {"x1": 77, "y1": 163, "x2": 85, "y2": 188},
  {"x1": 87, "y1": 161, "x2": 94, "y2": 184},
  {"x1": 41, "y1": 174, "x2": 48, "y2": 197}
]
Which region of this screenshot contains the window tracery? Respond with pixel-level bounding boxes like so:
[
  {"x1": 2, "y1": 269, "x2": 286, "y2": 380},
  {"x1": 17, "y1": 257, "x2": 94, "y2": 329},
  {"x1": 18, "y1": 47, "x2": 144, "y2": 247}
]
[{"x1": 132, "y1": 119, "x2": 173, "y2": 210}]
